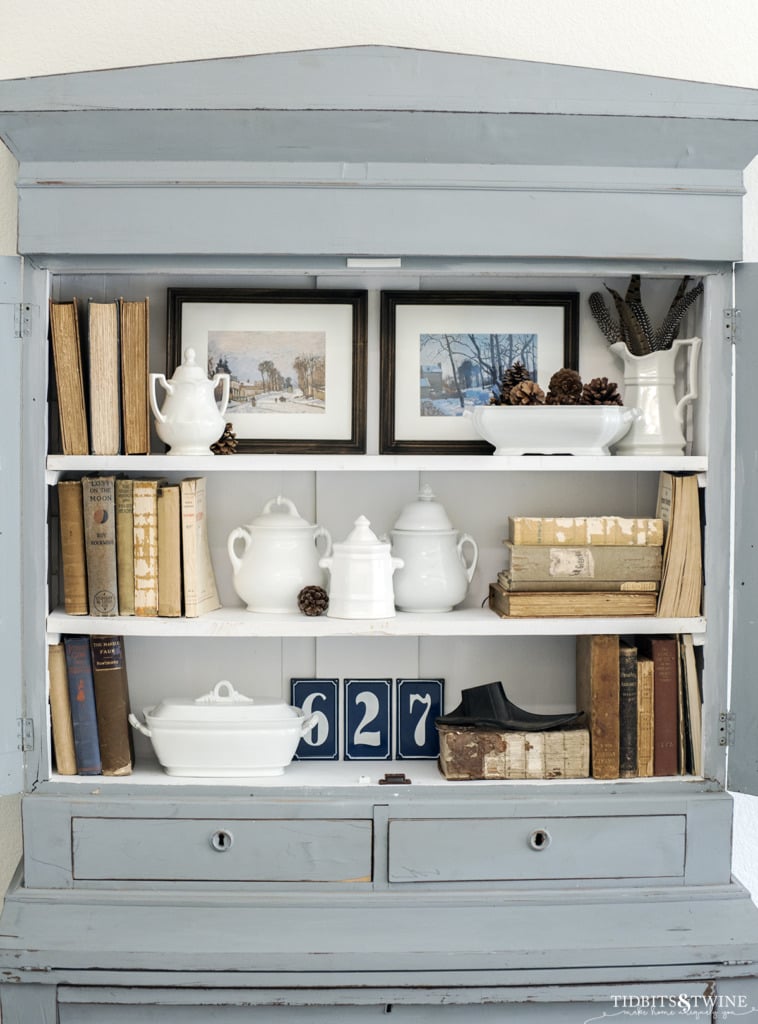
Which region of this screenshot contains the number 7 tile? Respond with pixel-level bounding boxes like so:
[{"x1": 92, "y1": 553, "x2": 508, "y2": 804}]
[{"x1": 396, "y1": 678, "x2": 444, "y2": 759}]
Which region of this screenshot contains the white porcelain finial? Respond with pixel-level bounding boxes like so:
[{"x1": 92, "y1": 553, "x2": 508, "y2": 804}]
[{"x1": 183, "y1": 347, "x2": 197, "y2": 365}]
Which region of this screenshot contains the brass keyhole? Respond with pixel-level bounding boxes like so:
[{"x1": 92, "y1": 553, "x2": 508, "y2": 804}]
[{"x1": 528, "y1": 828, "x2": 551, "y2": 851}]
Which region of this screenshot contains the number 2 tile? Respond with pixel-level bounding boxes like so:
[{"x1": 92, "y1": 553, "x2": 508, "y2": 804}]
[{"x1": 344, "y1": 678, "x2": 392, "y2": 760}]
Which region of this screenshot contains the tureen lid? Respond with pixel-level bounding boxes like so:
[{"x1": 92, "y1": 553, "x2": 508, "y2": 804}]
[
  {"x1": 170, "y1": 347, "x2": 210, "y2": 383},
  {"x1": 145, "y1": 681, "x2": 302, "y2": 723},
  {"x1": 392, "y1": 484, "x2": 454, "y2": 532},
  {"x1": 248, "y1": 495, "x2": 314, "y2": 530}
]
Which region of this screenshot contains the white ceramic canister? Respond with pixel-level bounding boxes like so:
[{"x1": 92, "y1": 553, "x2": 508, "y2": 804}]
[
  {"x1": 319, "y1": 516, "x2": 403, "y2": 619},
  {"x1": 227, "y1": 496, "x2": 332, "y2": 613},
  {"x1": 391, "y1": 485, "x2": 478, "y2": 612},
  {"x1": 149, "y1": 347, "x2": 231, "y2": 455}
]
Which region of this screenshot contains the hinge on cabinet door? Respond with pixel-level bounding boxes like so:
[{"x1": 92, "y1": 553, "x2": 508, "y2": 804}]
[
  {"x1": 723, "y1": 308, "x2": 741, "y2": 345},
  {"x1": 719, "y1": 710, "x2": 735, "y2": 747},
  {"x1": 13, "y1": 303, "x2": 33, "y2": 339},
  {"x1": 17, "y1": 718, "x2": 34, "y2": 752}
]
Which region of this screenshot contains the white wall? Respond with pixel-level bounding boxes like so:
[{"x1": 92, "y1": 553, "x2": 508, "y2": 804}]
[{"x1": 1, "y1": 0, "x2": 756, "y2": 914}]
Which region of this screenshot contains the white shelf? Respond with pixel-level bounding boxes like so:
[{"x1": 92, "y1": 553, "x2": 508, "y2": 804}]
[
  {"x1": 45, "y1": 453, "x2": 708, "y2": 481},
  {"x1": 47, "y1": 606, "x2": 706, "y2": 639}
]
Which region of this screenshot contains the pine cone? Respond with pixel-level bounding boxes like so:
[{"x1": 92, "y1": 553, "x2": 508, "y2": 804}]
[
  {"x1": 211, "y1": 422, "x2": 238, "y2": 455},
  {"x1": 491, "y1": 361, "x2": 532, "y2": 405},
  {"x1": 297, "y1": 585, "x2": 329, "y2": 616},
  {"x1": 546, "y1": 368, "x2": 583, "y2": 405},
  {"x1": 509, "y1": 380, "x2": 546, "y2": 405},
  {"x1": 579, "y1": 377, "x2": 623, "y2": 405}
]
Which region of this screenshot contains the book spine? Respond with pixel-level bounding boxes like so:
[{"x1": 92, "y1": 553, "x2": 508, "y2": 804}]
[
  {"x1": 119, "y1": 298, "x2": 150, "y2": 455},
  {"x1": 90, "y1": 635, "x2": 133, "y2": 776},
  {"x1": 81, "y1": 475, "x2": 119, "y2": 616},
  {"x1": 133, "y1": 479, "x2": 160, "y2": 616},
  {"x1": 488, "y1": 583, "x2": 657, "y2": 618},
  {"x1": 57, "y1": 479, "x2": 89, "y2": 614},
  {"x1": 508, "y1": 516, "x2": 663, "y2": 546},
  {"x1": 49, "y1": 298, "x2": 89, "y2": 456},
  {"x1": 48, "y1": 642, "x2": 77, "y2": 775},
  {"x1": 506, "y1": 543, "x2": 662, "y2": 582},
  {"x1": 63, "y1": 635, "x2": 102, "y2": 775},
  {"x1": 618, "y1": 643, "x2": 638, "y2": 778},
  {"x1": 646, "y1": 636, "x2": 680, "y2": 776},
  {"x1": 636, "y1": 655, "x2": 655, "y2": 777},
  {"x1": 576, "y1": 634, "x2": 620, "y2": 780},
  {"x1": 496, "y1": 572, "x2": 658, "y2": 593},
  {"x1": 115, "y1": 478, "x2": 136, "y2": 615},
  {"x1": 157, "y1": 484, "x2": 183, "y2": 617},
  {"x1": 180, "y1": 477, "x2": 220, "y2": 618},
  {"x1": 87, "y1": 300, "x2": 121, "y2": 456}
]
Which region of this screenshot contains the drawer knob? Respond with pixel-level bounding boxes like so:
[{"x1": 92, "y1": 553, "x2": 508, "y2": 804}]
[
  {"x1": 210, "y1": 829, "x2": 234, "y2": 852},
  {"x1": 528, "y1": 828, "x2": 551, "y2": 851}
]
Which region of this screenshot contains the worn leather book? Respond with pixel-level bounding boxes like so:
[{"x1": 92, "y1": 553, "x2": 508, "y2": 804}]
[
  {"x1": 119, "y1": 297, "x2": 150, "y2": 455},
  {"x1": 504, "y1": 542, "x2": 662, "y2": 583},
  {"x1": 157, "y1": 483, "x2": 183, "y2": 617},
  {"x1": 618, "y1": 641, "x2": 638, "y2": 778},
  {"x1": 90, "y1": 635, "x2": 133, "y2": 776},
  {"x1": 48, "y1": 642, "x2": 76, "y2": 776},
  {"x1": 133, "y1": 478, "x2": 161, "y2": 617},
  {"x1": 49, "y1": 298, "x2": 89, "y2": 455},
  {"x1": 180, "y1": 477, "x2": 220, "y2": 618},
  {"x1": 437, "y1": 724, "x2": 589, "y2": 780},
  {"x1": 81, "y1": 475, "x2": 119, "y2": 616},
  {"x1": 638, "y1": 635, "x2": 679, "y2": 776},
  {"x1": 489, "y1": 583, "x2": 658, "y2": 618},
  {"x1": 508, "y1": 516, "x2": 664, "y2": 547},
  {"x1": 636, "y1": 653, "x2": 655, "y2": 777},
  {"x1": 57, "y1": 478, "x2": 89, "y2": 614},
  {"x1": 575, "y1": 634, "x2": 620, "y2": 780},
  {"x1": 63, "y1": 635, "x2": 102, "y2": 776},
  {"x1": 115, "y1": 477, "x2": 135, "y2": 615},
  {"x1": 497, "y1": 571, "x2": 658, "y2": 593},
  {"x1": 87, "y1": 300, "x2": 121, "y2": 455}
]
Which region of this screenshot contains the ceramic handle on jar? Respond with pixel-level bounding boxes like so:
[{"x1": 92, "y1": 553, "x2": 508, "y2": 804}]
[
  {"x1": 458, "y1": 533, "x2": 479, "y2": 583},
  {"x1": 263, "y1": 496, "x2": 298, "y2": 516},
  {"x1": 148, "y1": 373, "x2": 172, "y2": 424},
  {"x1": 314, "y1": 525, "x2": 332, "y2": 559},
  {"x1": 674, "y1": 336, "x2": 702, "y2": 428},
  {"x1": 227, "y1": 526, "x2": 252, "y2": 575},
  {"x1": 213, "y1": 373, "x2": 231, "y2": 417},
  {"x1": 128, "y1": 713, "x2": 152, "y2": 738}
]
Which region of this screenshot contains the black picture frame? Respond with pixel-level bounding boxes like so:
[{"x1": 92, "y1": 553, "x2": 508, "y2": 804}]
[
  {"x1": 379, "y1": 290, "x2": 579, "y2": 455},
  {"x1": 167, "y1": 288, "x2": 367, "y2": 454}
]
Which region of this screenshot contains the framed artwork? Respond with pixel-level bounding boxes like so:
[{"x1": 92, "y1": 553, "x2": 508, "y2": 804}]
[
  {"x1": 344, "y1": 678, "x2": 393, "y2": 761},
  {"x1": 290, "y1": 678, "x2": 340, "y2": 761},
  {"x1": 395, "y1": 678, "x2": 444, "y2": 760},
  {"x1": 167, "y1": 288, "x2": 367, "y2": 454},
  {"x1": 379, "y1": 290, "x2": 579, "y2": 454}
]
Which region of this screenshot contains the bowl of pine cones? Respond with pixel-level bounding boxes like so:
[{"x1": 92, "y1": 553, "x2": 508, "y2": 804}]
[{"x1": 470, "y1": 364, "x2": 640, "y2": 456}]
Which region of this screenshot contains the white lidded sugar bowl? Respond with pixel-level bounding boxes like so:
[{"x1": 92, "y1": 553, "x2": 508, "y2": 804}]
[
  {"x1": 149, "y1": 347, "x2": 231, "y2": 455},
  {"x1": 228, "y1": 496, "x2": 332, "y2": 613},
  {"x1": 391, "y1": 484, "x2": 478, "y2": 612},
  {"x1": 319, "y1": 516, "x2": 403, "y2": 619}
]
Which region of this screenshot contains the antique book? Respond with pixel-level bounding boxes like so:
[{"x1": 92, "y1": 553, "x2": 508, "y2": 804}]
[
  {"x1": 81, "y1": 474, "x2": 119, "y2": 616},
  {"x1": 115, "y1": 477, "x2": 135, "y2": 616},
  {"x1": 638, "y1": 635, "x2": 679, "y2": 776},
  {"x1": 636, "y1": 653, "x2": 655, "y2": 778},
  {"x1": 496, "y1": 571, "x2": 657, "y2": 594},
  {"x1": 437, "y1": 723, "x2": 589, "y2": 780},
  {"x1": 180, "y1": 477, "x2": 220, "y2": 618},
  {"x1": 133, "y1": 478, "x2": 161, "y2": 617},
  {"x1": 87, "y1": 299, "x2": 121, "y2": 455},
  {"x1": 504, "y1": 542, "x2": 662, "y2": 583},
  {"x1": 62, "y1": 635, "x2": 102, "y2": 776},
  {"x1": 489, "y1": 583, "x2": 658, "y2": 618},
  {"x1": 656, "y1": 472, "x2": 703, "y2": 618},
  {"x1": 57, "y1": 478, "x2": 89, "y2": 614},
  {"x1": 575, "y1": 634, "x2": 620, "y2": 780},
  {"x1": 119, "y1": 297, "x2": 150, "y2": 455},
  {"x1": 618, "y1": 641, "x2": 638, "y2": 778},
  {"x1": 90, "y1": 635, "x2": 133, "y2": 776},
  {"x1": 49, "y1": 298, "x2": 89, "y2": 455},
  {"x1": 157, "y1": 483, "x2": 183, "y2": 617},
  {"x1": 508, "y1": 515, "x2": 664, "y2": 547},
  {"x1": 681, "y1": 633, "x2": 703, "y2": 776},
  {"x1": 48, "y1": 641, "x2": 76, "y2": 776}
]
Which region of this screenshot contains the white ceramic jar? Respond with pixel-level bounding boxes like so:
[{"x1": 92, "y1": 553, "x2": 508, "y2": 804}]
[
  {"x1": 227, "y1": 496, "x2": 332, "y2": 613},
  {"x1": 149, "y1": 347, "x2": 231, "y2": 455},
  {"x1": 319, "y1": 516, "x2": 403, "y2": 619},
  {"x1": 391, "y1": 485, "x2": 478, "y2": 612}
]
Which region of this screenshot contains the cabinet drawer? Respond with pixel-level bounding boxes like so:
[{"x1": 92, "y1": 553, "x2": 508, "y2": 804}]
[
  {"x1": 387, "y1": 815, "x2": 685, "y2": 882},
  {"x1": 73, "y1": 818, "x2": 373, "y2": 883}
]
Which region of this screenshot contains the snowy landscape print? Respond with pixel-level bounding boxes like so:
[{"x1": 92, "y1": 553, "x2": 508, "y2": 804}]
[
  {"x1": 208, "y1": 329, "x2": 326, "y2": 414},
  {"x1": 418, "y1": 332, "x2": 538, "y2": 416}
]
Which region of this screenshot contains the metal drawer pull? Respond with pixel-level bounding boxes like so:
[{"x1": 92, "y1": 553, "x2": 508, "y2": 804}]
[
  {"x1": 210, "y1": 829, "x2": 234, "y2": 852},
  {"x1": 528, "y1": 828, "x2": 551, "y2": 851}
]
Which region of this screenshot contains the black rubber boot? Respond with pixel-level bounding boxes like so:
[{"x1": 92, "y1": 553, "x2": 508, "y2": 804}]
[{"x1": 435, "y1": 681, "x2": 583, "y2": 732}]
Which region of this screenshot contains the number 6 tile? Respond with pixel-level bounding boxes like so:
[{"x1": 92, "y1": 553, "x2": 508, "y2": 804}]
[{"x1": 290, "y1": 678, "x2": 339, "y2": 760}]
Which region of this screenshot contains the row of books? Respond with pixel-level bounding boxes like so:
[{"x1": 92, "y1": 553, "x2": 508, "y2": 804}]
[
  {"x1": 576, "y1": 633, "x2": 702, "y2": 780},
  {"x1": 488, "y1": 473, "x2": 702, "y2": 619},
  {"x1": 57, "y1": 475, "x2": 220, "y2": 619},
  {"x1": 50, "y1": 297, "x2": 150, "y2": 456},
  {"x1": 49, "y1": 635, "x2": 133, "y2": 776}
]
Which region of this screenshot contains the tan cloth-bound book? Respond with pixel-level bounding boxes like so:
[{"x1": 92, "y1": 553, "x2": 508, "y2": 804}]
[
  {"x1": 81, "y1": 474, "x2": 119, "y2": 616},
  {"x1": 656, "y1": 472, "x2": 703, "y2": 618},
  {"x1": 133, "y1": 478, "x2": 161, "y2": 617},
  {"x1": 87, "y1": 300, "x2": 121, "y2": 456},
  {"x1": 575, "y1": 634, "x2": 620, "y2": 780},
  {"x1": 120, "y1": 297, "x2": 150, "y2": 455},
  {"x1": 489, "y1": 582, "x2": 658, "y2": 618},
  {"x1": 158, "y1": 483, "x2": 183, "y2": 617},
  {"x1": 57, "y1": 479, "x2": 89, "y2": 614},
  {"x1": 49, "y1": 298, "x2": 89, "y2": 455},
  {"x1": 180, "y1": 477, "x2": 220, "y2": 618},
  {"x1": 48, "y1": 642, "x2": 77, "y2": 776},
  {"x1": 508, "y1": 516, "x2": 664, "y2": 547},
  {"x1": 504, "y1": 541, "x2": 662, "y2": 583},
  {"x1": 636, "y1": 653, "x2": 655, "y2": 778},
  {"x1": 115, "y1": 478, "x2": 135, "y2": 616}
]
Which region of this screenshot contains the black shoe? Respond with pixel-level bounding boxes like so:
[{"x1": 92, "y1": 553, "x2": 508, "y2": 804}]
[{"x1": 435, "y1": 681, "x2": 583, "y2": 732}]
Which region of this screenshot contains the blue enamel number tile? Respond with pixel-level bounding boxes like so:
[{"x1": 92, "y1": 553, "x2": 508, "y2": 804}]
[
  {"x1": 290, "y1": 678, "x2": 339, "y2": 760},
  {"x1": 344, "y1": 678, "x2": 393, "y2": 760},
  {"x1": 396, "y1": 678, "x2": 444, "y2": 759}
]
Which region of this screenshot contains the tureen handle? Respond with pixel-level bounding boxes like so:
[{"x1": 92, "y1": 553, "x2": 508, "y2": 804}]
[
  {"x1": 148, "y1": 373, "x2": 172, "y2": 423},
  {"x1": 227, "y1": 526, "x2": 252, "y2": 575},
  {"x1": 196, "y1": 680, "x2": 253, "y2": 704},
  {"x1": 262, "y1": 495, "x2": 299, "y2": 517},
  {"x1": 457, "y1": 533, "x2": 479, "y2": 583},
  {"x1": 300, "y1": 712, "x2": 319, "y2": 737},
  {"x1": 128, "y1": 713, "x2": 152, "y2": 738}
]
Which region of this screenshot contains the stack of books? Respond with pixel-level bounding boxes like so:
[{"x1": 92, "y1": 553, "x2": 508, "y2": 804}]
[
  {"x1": 56, "y1": 475, "x2": 220, "y2": 619},
  {"x1": 576, "y1": 632, "x2": 702, "y2": 780},
  {"x1": 489, "y1": 514, "x2": 664, "y2": 618}
]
